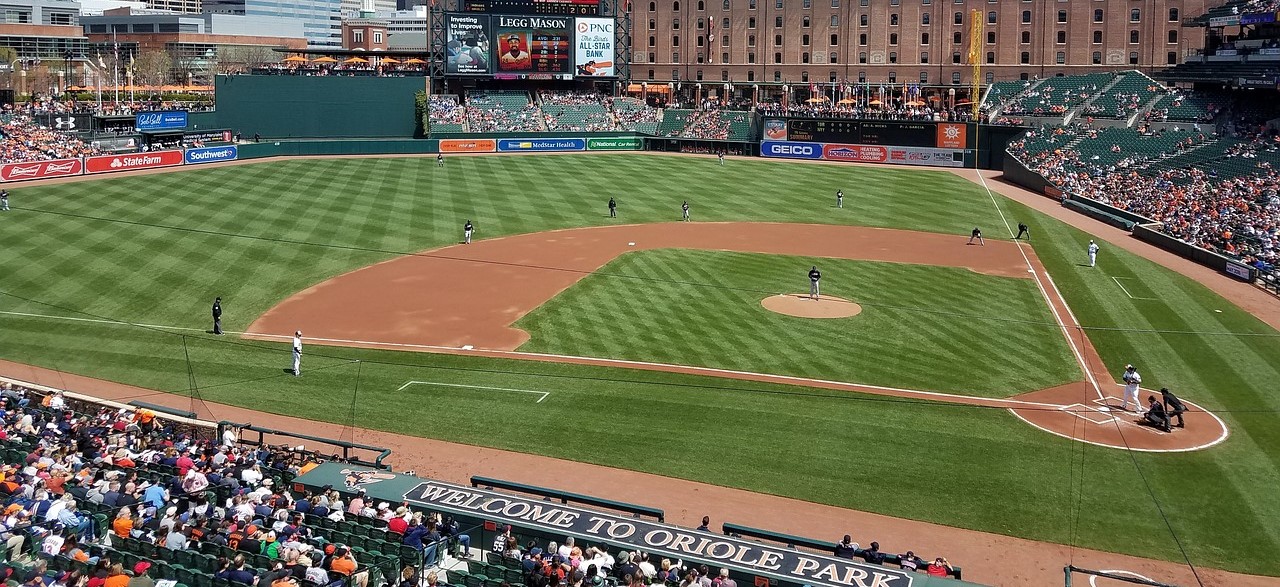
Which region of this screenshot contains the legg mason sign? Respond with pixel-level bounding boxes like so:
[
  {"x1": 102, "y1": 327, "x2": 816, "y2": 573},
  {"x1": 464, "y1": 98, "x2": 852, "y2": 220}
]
[{"x1": 403, "y1": 480, "x2": 914, "y2": 587}]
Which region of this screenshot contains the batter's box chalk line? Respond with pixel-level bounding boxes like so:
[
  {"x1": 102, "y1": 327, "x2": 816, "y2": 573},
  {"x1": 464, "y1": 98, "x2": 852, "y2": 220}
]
[
  {"x1": 396, "y1": 381, "x2": 550, "y2": 403},
  {"x1": 1059, "y1": 403, "x2": 1119, "y2": 426}
]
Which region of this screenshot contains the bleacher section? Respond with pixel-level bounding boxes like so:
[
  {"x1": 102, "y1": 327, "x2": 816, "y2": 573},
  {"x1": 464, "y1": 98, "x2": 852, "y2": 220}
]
[
  {"x1": 1084, "y1": 71, "x2": 1160, "y2": 119},
  {"x1": 465, "y1": 90, "x2": 543, "y2": 133},
  {"x1": 540, "y1": 92, "x2": 617, "y2": 132},
  {"x1": 1001, "y1": 72, "x2": 1115, "y2": 116},
  {"x1": 657, "y1": 109, "x2": 695, "y2": 136},
  {"x1": 1148, "y1": 92, "x2": 1223, "y2": 122},
  {"x1": 611, "y1": 97, "x2": 661, "y2": 134}
]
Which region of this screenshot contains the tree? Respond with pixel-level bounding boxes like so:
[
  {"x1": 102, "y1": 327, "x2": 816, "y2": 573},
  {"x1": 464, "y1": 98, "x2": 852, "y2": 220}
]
[
  {"x1": 133, "y1": 50, "x2": 174, "y2": 90},
  {"x1": 0, "y1": 46, "x2": 17, "y2": 90}
]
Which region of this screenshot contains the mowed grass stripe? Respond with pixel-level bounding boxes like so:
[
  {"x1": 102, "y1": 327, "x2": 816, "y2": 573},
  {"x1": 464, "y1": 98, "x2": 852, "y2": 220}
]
[{"x1": 514, "y1": 249, "x2": 1078, "y2": 396}]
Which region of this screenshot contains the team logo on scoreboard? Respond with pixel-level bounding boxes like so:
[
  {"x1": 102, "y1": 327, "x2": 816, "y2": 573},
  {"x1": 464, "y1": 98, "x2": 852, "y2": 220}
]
[{"x1": 763, "y1": 119, "x2": 788, "y2": 140}]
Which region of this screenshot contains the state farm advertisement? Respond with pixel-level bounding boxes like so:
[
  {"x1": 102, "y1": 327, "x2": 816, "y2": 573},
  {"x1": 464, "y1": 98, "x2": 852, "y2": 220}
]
[
  {"x1": 0, "y1": 158, "x2": 83, "y2": 182},
  {"x1": 84, "y1": 150, "x2": 184, "y2": 175}
]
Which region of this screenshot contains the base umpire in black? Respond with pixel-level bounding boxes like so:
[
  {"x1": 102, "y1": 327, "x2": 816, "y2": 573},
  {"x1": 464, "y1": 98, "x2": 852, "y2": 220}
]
[{"x1": 212, "y1": 297, "x2": 223, "y2": 335}]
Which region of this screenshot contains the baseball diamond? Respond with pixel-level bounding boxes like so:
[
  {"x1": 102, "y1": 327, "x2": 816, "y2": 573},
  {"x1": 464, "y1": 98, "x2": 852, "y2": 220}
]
[{"x1": 0, "y1": 152, "x2": 1276, "y2": 587}]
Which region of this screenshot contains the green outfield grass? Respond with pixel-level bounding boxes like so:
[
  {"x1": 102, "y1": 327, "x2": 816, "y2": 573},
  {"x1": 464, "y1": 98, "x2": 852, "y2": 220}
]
[
  {"x1": 515, "y1": 249, "x2": 1079, "y2": 396},
  {"x1": 0, "y1": 154, "x2": 1278, "y2": 574}
]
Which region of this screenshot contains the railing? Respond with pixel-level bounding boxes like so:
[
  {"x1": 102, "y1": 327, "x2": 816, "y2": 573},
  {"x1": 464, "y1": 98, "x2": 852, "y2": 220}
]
[{"x1": 218, "y1": 420, "x2": 393, "y2": 469}]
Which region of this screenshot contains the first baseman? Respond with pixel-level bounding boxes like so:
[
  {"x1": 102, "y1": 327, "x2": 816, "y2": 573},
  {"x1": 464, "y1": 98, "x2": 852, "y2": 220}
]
[{"x1": 808, "y1": 266, "x2": 822, "y2": 300}]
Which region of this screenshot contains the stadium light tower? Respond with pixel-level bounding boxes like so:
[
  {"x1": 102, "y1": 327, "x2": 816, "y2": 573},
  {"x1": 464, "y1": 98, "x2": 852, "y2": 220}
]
[{"x1": 966, "y1": 9, "x2": 983, "y2": 120}]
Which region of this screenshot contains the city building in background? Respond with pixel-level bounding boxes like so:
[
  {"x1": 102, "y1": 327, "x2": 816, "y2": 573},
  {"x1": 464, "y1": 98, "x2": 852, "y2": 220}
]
[
  {"x1": 202, "y1": 0, "x2": 340, "y2": 47},
  {"x1": 632, "y1": 0, "x2": 1209, "y2": 85}
]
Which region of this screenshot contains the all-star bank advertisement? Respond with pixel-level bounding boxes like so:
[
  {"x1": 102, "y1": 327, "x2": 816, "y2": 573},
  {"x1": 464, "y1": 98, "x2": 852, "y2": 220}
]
[{"x1": 574, "y1": 18, "x2": 615, "y2": 77}]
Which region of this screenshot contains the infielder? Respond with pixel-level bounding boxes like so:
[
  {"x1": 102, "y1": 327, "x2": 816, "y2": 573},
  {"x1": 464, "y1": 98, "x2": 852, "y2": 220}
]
[
  {"x1": 968, "y1": 227, "x2": 984, "y2": 246},
  {"x1": 1088, "y1": 240, "x2": 1100, "y2": 267},
  {"x1": 836, "y1": 189, "x2": 843, "y2": 209},
  {"x1": 1120, "y1": 364, "x2": 1142, "y2": 413},
  {"x1": 682, "y1": 201, "x2": 690, "y2": 221},
  {"x1": 464, "y1": 220, "x2": 474, "y2": 244},
  {"x1": 291, "y1": 331, "x2": 303, "y2": 377},
  {"x1": 808, "y1": 266, "x2": 822, "y2": 300}
]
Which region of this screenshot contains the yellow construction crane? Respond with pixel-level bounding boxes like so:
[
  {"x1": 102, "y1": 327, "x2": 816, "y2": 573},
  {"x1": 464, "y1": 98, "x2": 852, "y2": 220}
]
[{"x1": 967, "y1": 9, "x2": 983, "y2": 120}]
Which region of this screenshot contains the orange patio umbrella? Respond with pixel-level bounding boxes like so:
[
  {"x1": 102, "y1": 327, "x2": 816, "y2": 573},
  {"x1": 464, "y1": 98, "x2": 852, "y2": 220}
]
[
  {"x1": 312, "y1": 56, "x2": 338, "y2": 63},
  {"x1": 282, "y1": 55, "x2": 309, "y2": 63},
  {"x1": 379, "y1": 57, "x2": 400, "y2": 64},
  {"x1": 403, "y1": 58, "x2": 426, "y2": 64},
  {"x1": 342, "y1": 56, "x2": 368, "y2": 64}
]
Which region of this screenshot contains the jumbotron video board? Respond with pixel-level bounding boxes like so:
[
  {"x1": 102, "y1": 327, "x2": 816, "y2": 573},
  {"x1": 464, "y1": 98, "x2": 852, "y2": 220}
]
[{"x1": 445, "y1": 13, "x2": 615, "y2": 78}]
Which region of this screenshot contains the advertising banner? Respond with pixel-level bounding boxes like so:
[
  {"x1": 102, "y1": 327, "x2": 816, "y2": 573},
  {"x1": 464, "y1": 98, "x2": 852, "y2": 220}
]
[
  {"x1": 760, "y1": 141, "x2": 822, "y2": 159},
  {"x1": 185, "y1": 129, "x2": 235, "y2": 143},
  {"x1": 1225, "y1": 261, "x2": 1255, "y2": 281},
  {"x1": 497, "y1": 138, "x2": 586, "y2": 152},
  {"x1": 440, "y1": 139, "x2": 497, "y2": 153},
  {"x1": 495, "y1": 15, "x2": 572, "y2": 74},
  {"x1": 184, "y1": 145, "x2": 238, "y2": 165},
  {"x1": 822, "y1": 143, "x2": 964, "y2": 167},
  {"x1": 447, "y1": 14, "x2": 493, "y2": 75},
  {"x1": 1209, "y1": 15, "x2": 1240, "y2": 27},
  {"x1": 135, "y1": 111, "x2": 188, "y2": 131},
  {"x1": 0, "y1": 158, "x2": 82, "y2": 182},
  {"x1": 84, "y1": 150, "x2": 184, "y2": 174},
  {"x1": 40, "y1": 113, "x2": 93, "y2": 133},
  {"x1": 587, "y1": 137, "x2": 642, "y2": 150},
  {"x1": 1240, "y1": 12, "x2": 1277, "y2": 25},
  {"x1": 935, "y1": 123, "x2": 967, "y2": 149},
  {"x1": 573, "y1": 18, "x2": 615, "y2": 76},
  {"x1": 762, "y1": 119, "x2": 788, "y2": 141}
]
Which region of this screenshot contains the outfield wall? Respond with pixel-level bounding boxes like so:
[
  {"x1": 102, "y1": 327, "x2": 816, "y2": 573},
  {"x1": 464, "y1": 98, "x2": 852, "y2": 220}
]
[{"x1": 214, "y1": 75, "x2": 427, "y2": 139}]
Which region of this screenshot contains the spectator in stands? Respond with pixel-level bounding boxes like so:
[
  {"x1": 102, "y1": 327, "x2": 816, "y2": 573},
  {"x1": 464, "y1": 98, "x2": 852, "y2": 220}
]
[
  {"x1": 103, "y1": 562, "x2": 129, "y2": 587},
  {"x1": 834, "y1": 535, "x2": 858, "y2": 558},
  {"x1": 715, "y1": 568, "x2": 736, "y2": 587},
  {"x1": 111, "y1": 507, "x2": 134, "y2": 539},
  {"x1": 165, "y1": 521, "x2": 188, "y2": 550},
  {"x1": 494, "y1": 523, "x2": 513, "y2": 553},
  {"x1": 328, "y1": 546, "x2": 368, "y2": 587},
  {"x1": 128, "y1": 561, "x2": 155, "y2": 587},
  {"x1": 926, "y1": 557, "x2": 953, "y2": 577},
  {"x1": 898, "y1": 551, "x2": 921, "y2": 572},
  {"x1": 860, "y1": 541, "x2": 885, "y2": 565},
  {"x1": 216, "y1": 554, "x2": 257, "y2": 584}
]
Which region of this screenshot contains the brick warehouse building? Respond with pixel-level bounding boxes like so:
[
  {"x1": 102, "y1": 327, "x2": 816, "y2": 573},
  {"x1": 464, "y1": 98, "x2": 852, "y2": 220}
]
[{"x1": 631, "y1": 0, "x2": 1210, "y2": 86}]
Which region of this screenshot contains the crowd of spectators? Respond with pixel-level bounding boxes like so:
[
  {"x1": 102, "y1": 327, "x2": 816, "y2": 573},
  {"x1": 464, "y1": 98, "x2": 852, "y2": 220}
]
[
  {"x1": 667, "y1": 110, "x2": 731, "y2": 139},
  {"x1": 1009, "y1": 121, "x2": 1279, "y2": 269},
  {"x1": 429, "y1": 96, "x2": 467, "y2": 128},
  {"x1": 757, "y1": 102, "x2": 976, "y2": 122},
  {"x1": 538, "y1": 92, "x2": 616, "y2": 133},
  {"x1": 464, "y1": 102, "x2": 543, "y2": 133},
  {"x1": 607, "y1": 97, "x2": 661, "y2": 131},
  {"x1": 0, "y1": 113, "x2": 101, "y2": 164},
  {"x1": 15, "y1": 97, "x2": 214, "y2": 116}
]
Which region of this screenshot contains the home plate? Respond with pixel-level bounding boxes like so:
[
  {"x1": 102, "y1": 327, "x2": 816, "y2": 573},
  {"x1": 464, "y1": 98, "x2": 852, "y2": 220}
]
[{"x1": 628, "y1": 242, "x2": 636, "y2": 246}]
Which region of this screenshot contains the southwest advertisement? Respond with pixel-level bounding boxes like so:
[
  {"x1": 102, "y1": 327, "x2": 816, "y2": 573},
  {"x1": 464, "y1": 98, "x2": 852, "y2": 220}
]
[
  {"x1": 184, "y1": 146, "x2": 239, "y2": 165},
  {"x1": 573, "y1": 18, "x2": 615, "y2": 77},
  {"x1": 762, "y1": 141, "x2": 965, "y2": 167}
]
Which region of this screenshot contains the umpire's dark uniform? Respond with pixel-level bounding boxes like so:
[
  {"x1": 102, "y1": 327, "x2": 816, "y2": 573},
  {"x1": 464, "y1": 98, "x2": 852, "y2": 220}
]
[
  {"x1": 212, "y1": 297, "x2": 223, "y2": 335},
  {"x1": 1161, "y1": 387, "x2": 1187, "y2": 428},
  {"x1": 1016, "y1": 222, "x2": 1029, "y2": 239}
]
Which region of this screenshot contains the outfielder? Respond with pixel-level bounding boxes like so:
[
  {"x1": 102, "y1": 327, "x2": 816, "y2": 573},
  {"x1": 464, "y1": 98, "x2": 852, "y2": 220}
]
[
  {"x1": 1, "y1": 190, "x2": 8, "y2": 211},
  {"x1": 1088, "y1": 240, "x2": 1100, "y2": 267},
  {"x1": 808, "y1": 266, "x2": 822, "y2": 300},
  {"x1": 437, "y1": 154, "x2": 445, "y2": 167},
  {"x1": 1120, "y1": 364, "x2": 1142, "y2": 413},
  {"x1": 718, "y1": 152, "x2": 725, "y2": 165},
  {"x1": 836, "y1": 189, "x2": 843, "y2": 209},
  {"x1": 682, "y1": 201, "x2": 690, "y2": 221},
  {"x1": 464, "y1": 220, "x2": 474, "y2": 244},
  {"x1": 291, "y1": 331, "x2": 303, "y2": 377}
]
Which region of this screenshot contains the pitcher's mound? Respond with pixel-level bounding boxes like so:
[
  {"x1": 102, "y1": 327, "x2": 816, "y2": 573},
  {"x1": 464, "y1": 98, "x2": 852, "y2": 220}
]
[{"x1": 761, "y1": 294, "x2": 862, "y2": 318}]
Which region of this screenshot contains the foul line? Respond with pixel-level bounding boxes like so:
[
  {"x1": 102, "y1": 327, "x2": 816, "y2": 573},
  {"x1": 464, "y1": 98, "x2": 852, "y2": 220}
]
[
  {"x1": 971, "y1": 170, "x2": 1106, "y2": 403},
  {"x1": 397, "y1": 380, "x2": 549, "y2": 403},
  {"x1": 1112, "y1": 276, "x2": 1158, "y2": 301}
]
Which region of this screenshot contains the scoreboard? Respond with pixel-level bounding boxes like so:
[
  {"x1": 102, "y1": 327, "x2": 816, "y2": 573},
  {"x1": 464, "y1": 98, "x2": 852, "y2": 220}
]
[
  {"x1": 446, "y1": 13, "x2": 615, "y2": 78},
  {"x1": 786, "y1": 119, "x2": 937, "y2": 148},
  {"x1": 466, "y1": 0, "x2": 600, "y2": 15}
]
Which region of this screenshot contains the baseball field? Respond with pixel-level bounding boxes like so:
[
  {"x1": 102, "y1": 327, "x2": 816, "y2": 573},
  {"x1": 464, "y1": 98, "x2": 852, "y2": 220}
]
[{"x1": 0, "y1": 153, "x2": 1277, "y2": 577}]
